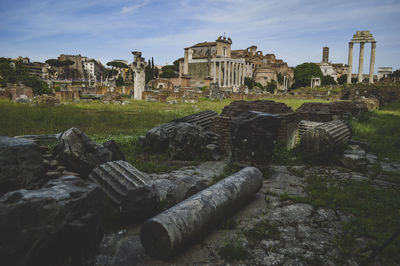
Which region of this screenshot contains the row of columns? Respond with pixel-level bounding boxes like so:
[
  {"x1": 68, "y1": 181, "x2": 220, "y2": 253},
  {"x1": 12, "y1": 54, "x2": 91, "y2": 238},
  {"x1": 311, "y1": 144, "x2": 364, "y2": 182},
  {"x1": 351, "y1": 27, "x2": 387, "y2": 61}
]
[
  {"x1": 347, "y1": 41, "x2": 376, "y2": 84},
  {"x1": 212, "y1": 60, "x2": 246, "y2": 88}
]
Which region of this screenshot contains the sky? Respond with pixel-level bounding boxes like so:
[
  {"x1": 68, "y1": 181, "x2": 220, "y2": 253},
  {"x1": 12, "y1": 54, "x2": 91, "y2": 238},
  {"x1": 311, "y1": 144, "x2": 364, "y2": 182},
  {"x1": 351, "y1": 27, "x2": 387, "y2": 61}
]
[{"x1": 0, "y1": 0, "x2": 399, "y2": 72}]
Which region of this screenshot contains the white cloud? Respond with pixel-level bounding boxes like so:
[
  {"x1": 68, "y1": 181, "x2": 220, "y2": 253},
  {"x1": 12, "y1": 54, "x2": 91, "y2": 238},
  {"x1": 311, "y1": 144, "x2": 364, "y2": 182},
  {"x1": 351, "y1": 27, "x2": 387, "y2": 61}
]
[{"x1": 121, "y1": 0, "x2": 151, "y2": 14}]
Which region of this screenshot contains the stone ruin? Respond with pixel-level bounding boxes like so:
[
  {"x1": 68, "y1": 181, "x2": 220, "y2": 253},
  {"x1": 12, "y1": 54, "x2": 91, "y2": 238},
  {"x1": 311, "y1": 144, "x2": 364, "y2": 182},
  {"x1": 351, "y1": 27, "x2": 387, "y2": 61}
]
[
  {"x1": 210, "y1": 100, "x2": 300, "y2": 155},
  {"x1": 141, "y1": 110, "x2": 221, "y2": 160},
  {"x1": 296, "y1": 101, "x2": 367, "y2": 122}
]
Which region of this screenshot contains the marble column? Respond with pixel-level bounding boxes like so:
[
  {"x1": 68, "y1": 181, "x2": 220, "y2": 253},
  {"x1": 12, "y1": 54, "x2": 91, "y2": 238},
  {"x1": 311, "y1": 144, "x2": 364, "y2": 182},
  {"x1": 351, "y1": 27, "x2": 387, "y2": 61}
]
[
  {"x1": 358, "y1": 42, "x2": 365, "y2": 83},
  {"x1": 347, "y1": 42, "x2": 353, "y2": 84},
  {"x1": 369, "y1": 42, "x2": 376, "y2": 84},
  {"x1": 236, "y1": 63, "x2": 239, "y2": 85},
  {"x1": 218, "y1": 62, "x2": 222, "y2": 87},
  {"x1": 213, "y1": 61, "x2": 216, "y2": 83},
  {"x1": 227, "y1": 61, "x2": 231, "y2": 87},
  {"x1": 223, "y1": 61, "x2": 227, "y2": 87}
]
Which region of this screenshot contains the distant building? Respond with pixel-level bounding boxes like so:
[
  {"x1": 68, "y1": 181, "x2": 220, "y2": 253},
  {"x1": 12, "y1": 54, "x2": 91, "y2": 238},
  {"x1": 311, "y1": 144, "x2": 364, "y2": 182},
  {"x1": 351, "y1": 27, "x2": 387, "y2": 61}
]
[
  {"x1": 377, "y1": 67, "x2": 392, "y2": 80},
  {"x1": 180, "y1": 36, "x2": 247, "y2": 89},
  {"x1": 83, "y1": 60, "x2": 104, "y2": 81},
  {"x1": 11, "y1": 56, "x2": 49, "y2": 79},
  {"x1": 315, "y1": 47, "x2": 348, "y2": 82},
  {"x1": 231, "y1": 46, "x2": 293, "y2": 90}
]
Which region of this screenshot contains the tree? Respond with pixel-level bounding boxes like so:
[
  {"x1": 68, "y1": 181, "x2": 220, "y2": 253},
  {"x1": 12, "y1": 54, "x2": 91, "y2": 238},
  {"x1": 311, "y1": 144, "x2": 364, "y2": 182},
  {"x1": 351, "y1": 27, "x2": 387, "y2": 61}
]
[
  {"x1": 106, "y1": 61, "x2": 128, "y2": 68},
  {"x1": 115, "y1": 75, "x2": 124, "y2": 87},
  {"x1": 265, "y1": 79, "x2": 277, "y2": 93},
  {"x1": 160, "y1": 68, "x2": 178, "y2": 78},
  {"x1": 321, "y1": 75, "x2": 337, "y2": 86},
  {"x1": 277, "y1": 73, "x2": 284, "y2": 84},
  {"x1": 391, "y1": 69, "x2": 400, "y2": 78},
  {"x1": 291, "y1": 62, "x2": 323, "y2": 89}
]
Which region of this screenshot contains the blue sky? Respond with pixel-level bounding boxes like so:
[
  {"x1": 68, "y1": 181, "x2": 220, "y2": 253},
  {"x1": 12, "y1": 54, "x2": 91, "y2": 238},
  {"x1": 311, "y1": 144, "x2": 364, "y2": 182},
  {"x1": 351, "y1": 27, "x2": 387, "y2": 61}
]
[{"x1": 1, "y1": 0, "x2": 399, "y2": 72}]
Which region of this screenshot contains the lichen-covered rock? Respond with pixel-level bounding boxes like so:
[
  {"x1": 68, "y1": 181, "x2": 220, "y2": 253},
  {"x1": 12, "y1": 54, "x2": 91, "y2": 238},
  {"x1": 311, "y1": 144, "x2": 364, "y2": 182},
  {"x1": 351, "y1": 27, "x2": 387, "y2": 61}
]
[
  {"x1": 54, "y1": 127, "x2": 113, "y2": 177},
  {"x1": 0, "y1": 175, "x2": 107, "y2": 266},
  {"x1": 89, "y1": 161, "x2": 158, "y2": 214},
  {"x1": 231, "y1": 111, "x2": 281, "y2": 168},
  {"x1": 102, "y1": 140, "x2": 126, "y2": 161},
  {"x1": 169, "y1": 123, "x2": 221, "y2": 160},
  {"x1": 0, "y1": 136, "x2": 45, "y2": 196}
]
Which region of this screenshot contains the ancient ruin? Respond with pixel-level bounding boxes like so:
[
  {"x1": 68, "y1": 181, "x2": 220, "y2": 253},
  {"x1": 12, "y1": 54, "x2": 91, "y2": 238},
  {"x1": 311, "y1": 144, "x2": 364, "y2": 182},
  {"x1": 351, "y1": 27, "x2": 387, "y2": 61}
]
[
  {"x1": 140, "y1": 167, "x2": 263, "y2": 259},
  {"x1": 131, "y1": 51, "x2": 146, "y2": 100},
  {"x1": 347, "y1": 31, "x2": 376, "y2": 84}
]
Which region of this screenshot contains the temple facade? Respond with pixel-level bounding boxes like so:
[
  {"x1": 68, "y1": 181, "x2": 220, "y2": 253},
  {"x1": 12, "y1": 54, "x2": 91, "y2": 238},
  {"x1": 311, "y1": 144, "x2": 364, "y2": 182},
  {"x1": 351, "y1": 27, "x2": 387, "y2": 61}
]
[{"x1": 180, "y1": 36, "x2": 250, "y2": 91}]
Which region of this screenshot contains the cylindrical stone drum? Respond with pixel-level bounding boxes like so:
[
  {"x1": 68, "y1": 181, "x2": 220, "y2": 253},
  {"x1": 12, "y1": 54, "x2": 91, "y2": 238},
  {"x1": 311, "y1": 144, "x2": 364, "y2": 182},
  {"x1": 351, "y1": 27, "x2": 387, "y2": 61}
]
[{"x1": 140, "y1": 167, "x2": 263, "y2": 259}]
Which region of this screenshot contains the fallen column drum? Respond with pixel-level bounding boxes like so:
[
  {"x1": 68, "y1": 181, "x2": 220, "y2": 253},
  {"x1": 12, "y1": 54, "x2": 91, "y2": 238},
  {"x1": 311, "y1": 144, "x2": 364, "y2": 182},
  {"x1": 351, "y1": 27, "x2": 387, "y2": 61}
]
[{"x1": 140, "y1": 167, "x2": 263, "y2": 259}]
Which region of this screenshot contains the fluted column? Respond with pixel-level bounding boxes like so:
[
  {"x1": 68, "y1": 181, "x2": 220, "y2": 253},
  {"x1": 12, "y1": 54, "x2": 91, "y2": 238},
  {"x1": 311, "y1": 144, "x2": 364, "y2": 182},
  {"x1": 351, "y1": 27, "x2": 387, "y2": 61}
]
[
  {"x1": 358, "y1": 42, "x2": 365, "y2": 83},
  {"x1": 223, "y1": 61, "x2": 227, "y2": 87},
  {"x1": 347, "y1": 42, "x2": 353, "y2": 84},
  {"x1": 227, "y1": 61, "x2": 231, "y2": 87},
  {"x1": 213, "y1": 61, "x2": 216, "y2": 83},
  {"x1": 369, "y1": 42, "x2": 376, "y2": 83},
  {"x1": 218, "y1": 62, "x2": 222, "y2": 87}
]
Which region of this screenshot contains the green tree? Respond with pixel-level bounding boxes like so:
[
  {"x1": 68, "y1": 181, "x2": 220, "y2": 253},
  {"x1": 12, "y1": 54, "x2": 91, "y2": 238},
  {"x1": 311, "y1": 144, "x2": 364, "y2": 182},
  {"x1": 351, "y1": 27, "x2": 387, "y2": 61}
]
[
  {"x1": 115, "y1": 75, "x2": 124, "y2": 87},
  {"x1": 160, "y1": 68, "x2": 178, "y2": 78},
  {"x1": 291, "y1": 62, "x2": 323, "y2": 89},
  {"x1": 277, "y1": 73, "x2": 284, "y2": 84},
  {"x1": 265, "y1": 79, "x2": 277, "y2": 93},
  {"x1": 391, "y1": 69, "x2": 400, "y2": 78},
  {"x1": 321, "y1": 75, "x2": 337, "y2": 86},
  {"x1": 106, "y1": 61, "x2": 128, "y2": 68}
]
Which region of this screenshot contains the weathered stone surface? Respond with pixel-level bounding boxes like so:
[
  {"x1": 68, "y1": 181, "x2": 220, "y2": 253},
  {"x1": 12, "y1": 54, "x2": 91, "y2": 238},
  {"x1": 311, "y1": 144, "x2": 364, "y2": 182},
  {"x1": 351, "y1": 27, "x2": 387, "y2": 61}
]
[
  {"x1": 54, "y1": 127, "x2": 113, "y2": 177},
  {"x1": 0, "y1": 136, "x2": 45, "y2": 196},
  {"x1": 231, "y1": 111, "x2": 281, "y2": 168},
  {"x1": 296, "y1": 101, "x2": 367, "y2": 122},
  {"x1": 15, "y1": 94, "x2": 29, "y2": 103},
  {"x1": 89, "y1": 161, "x2": 158, "y2": 214},
  {"x1": 102, "y1": 140, "x2": 126, "y2": 161},
  {"x1": 14, "y1": 133, "x2": 61, "y2": 145},
  {"x1": 221, "y1": 100, "x2": 294, "y2": 117},
  {"x1": 169, "y1": 123, "x2": 221, "y2": 160},
  {"x1": 140, "y1": 167, "x2": 263, "y2": 259},
  {"x1": 144, "y1": 124, "x2": 171, "y2": 152},
  {"x1": 153, "y1": 176, "x2": 208, "y2": 206},
  {"x1": 0, "y1": 175, "x2": 106, "y2": 266},
  {"x1": 300, "y1": 120, "x2": 352, "y2": 162},
  {"x1": 142, "y1": 110, "x2": 219, "y2": 153}
]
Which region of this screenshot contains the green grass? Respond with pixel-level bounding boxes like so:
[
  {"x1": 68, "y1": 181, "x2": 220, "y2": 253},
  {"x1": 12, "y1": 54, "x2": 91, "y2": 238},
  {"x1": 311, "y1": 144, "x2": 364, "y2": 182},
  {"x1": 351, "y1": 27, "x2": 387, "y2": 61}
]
[
  {"x1": 279, "y1": 173, "x2": 400, "y2": 264},
  {"x1": 244, "y1": 219, "x2": 280, "y2": 241},
  {"x1": 218, "y1": 235, "x2": 249, "y2": 261},
  {"x1": 350, "y1": 101, "x2": 400, "y2": 160},
  {"x1": 0, "y1": 97, "x2": 323, "y2": 173}
]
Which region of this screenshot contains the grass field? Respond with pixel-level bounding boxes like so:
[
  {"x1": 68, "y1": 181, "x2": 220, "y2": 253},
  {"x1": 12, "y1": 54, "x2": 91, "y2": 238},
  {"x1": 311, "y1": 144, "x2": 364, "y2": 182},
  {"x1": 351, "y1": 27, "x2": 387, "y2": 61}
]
[{"x1": 0, "y1": 97, "x2": 327, "y2": 172}]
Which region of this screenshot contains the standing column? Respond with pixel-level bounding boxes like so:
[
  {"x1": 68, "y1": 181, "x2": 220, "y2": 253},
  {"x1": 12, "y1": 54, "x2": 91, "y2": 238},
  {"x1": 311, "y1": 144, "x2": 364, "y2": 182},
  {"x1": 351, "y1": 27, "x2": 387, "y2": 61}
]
[
  {"x1": 369, "y1": 42, "x2": 376, "y2": 84},
  {"x1": 358, "y1": 42, "x2": 365, "y2": 83},
  {"x1": 239, "y1": 64, "x2": 243, "y2": 85},
  {"x1": 218, "y1": 62, "x2": 222, "y2": 87},
  {"x1": 236, "y1": 63, "x2": 239, "y2": 85},
  {"x1": 223, "y1": 61, "x2": 227, "y2": 87},
  {"x1": 242, "y1": 64, "x2": 245, "y2": 85},
  {"x1": 347, "y1": 42, "x2": 353, "y2": 84},
  {"x1": 213, "y1": 61, "x2": 216, "y2": 83},
  {"x1": 227, "y1": 61, "x2": 231, "y2": 87}
]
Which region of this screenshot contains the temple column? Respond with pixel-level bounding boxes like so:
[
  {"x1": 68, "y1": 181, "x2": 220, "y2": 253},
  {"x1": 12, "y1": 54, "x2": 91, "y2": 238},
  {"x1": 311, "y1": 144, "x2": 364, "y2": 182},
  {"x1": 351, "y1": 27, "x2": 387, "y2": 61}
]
[
  {"x1": 358, "y1": 42, "x2": 365, "y2": 83},
  {"x1": 347, "y1": 42, "x2": 353, "y2": 84},
  {"x1": 369, "y1": 42, "x2": 376, "y2": 83},
  {"x1": 213, "y1": 61, "x2": 216, "y2": 83},
  {"x1": 241, "y1": 64, "x2": 245, "y2": 85},
  {"x1": 223, "y1": 61, "x2": 227, "y2": 87},
  {"x1": 218, "y1": 62, "x2": 222, "y2": 87},
  {"x1": 227, "y1": 61, "x2": 231, "y2": 87},
  {"x1": 235, "y1": 63, "x2": 239, "y2": 86}
]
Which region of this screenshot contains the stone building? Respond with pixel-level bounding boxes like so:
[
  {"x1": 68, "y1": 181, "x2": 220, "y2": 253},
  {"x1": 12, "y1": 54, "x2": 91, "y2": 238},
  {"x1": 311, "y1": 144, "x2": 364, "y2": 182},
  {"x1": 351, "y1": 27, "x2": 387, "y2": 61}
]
[
  {"x1": 57, "y1": 54, "x2": 87, "y2": 79},
  {"x1": 11, "y1": 57, "x2": 49, "y2": 80},
  {"x1": 180, "y1": 36, "x2": 248, "y2": 90},
  {"x1": 231, "y1": 46, "x2": 293, "y2": 90},
  {"x1": 377, "y1": 67, "x2": 392, "y2": 80},
  {"x1": 315, "y1": 47, "x2": 348, "y2": 82},
  {"x1": 83, "y1": 60, "x2": 104, "y2": 82}
]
